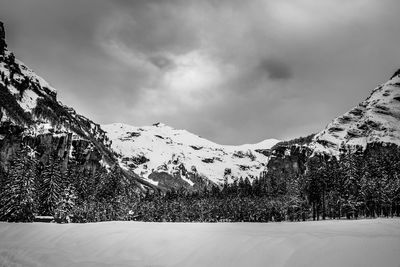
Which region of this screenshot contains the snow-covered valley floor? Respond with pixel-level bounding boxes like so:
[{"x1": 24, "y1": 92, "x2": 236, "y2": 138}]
[{"x1": 0, "y1": 219, "x2": 399, "y2": 267}]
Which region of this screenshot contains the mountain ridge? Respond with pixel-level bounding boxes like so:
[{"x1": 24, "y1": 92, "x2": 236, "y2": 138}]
[
  {"x1": 102, "y1": 122, "x2": 280, "y2": 186},
  {"x1": 0, "y1": 21, "x2": 161, "y2": 192},
  {"x1": 1, "y1": 20, "x2": 400, "y2": 192},
  {"x1": 311, "y1": 69, "x2": 400, "y2": 155}
]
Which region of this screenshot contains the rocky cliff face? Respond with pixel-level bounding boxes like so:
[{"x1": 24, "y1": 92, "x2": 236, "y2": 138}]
[
  {"x1": 0, "y1": 22, "x2": 110, "y2": 172},
  {"x1": 0, "y1": 22, "x2": 6, "y2": 55},
  {"x1": 266, "y1": 145, "x2": 311, "y2": 179},
  {"x1": 0, "y1": 22, "x2": 157, "y2": 191}
]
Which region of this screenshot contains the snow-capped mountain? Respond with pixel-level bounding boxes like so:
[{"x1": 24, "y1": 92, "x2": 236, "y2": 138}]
[
  {"x1": 102, "y1": 122, "x2": 279, "y2": 186},
  {"x1": 312, "y1": 70, "x2": 400, "y2": 155},
  {"x1": 2, "y1": 19, "x2": 400, "y2": 192},
  {"x1": 0, "y1": 21, "x2": 117, "y2": 168}
]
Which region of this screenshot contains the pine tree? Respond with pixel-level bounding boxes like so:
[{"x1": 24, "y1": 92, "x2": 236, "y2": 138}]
[
  {"x1": 383, "y1": 146, "x2": 400, "y2": 217},
  {"x1": 324, "y1": 157, "x2": 342, "y2": 219},
  {"x1": 97, "y1": 166, "x2": 124, "y2": 202},
  {"x1": 68, "y1": 164, "x2": 88, "y2": 204},
  {"x1": 38, "y1": 154, "x2": 64, "y2": 216},
  {"x1": 0, "y1": 164, "x2": 7, "y2": 190},
  {"x1": 0, "y1": 146, "x2": 37, "y2": 222},
  {"x1": 303, "y1": 157, "x2": 324, "y2": 220},
  {"x1": 55, "y1": 185, "x2": 77, "y2": 223},
  {"x1": 90, "y1": 167, "x2": 107, "y2": 201}
]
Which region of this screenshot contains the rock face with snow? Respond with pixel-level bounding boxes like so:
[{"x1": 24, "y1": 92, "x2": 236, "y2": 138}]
[
  {"x1": 102, "y1": 123, "x2": 279, "y2": 188},
  {"x1": 263, "y1": 70, "x2": 400, "y2": 186},
  {"x1": 0, "y1": 22, "x2": 117, "y2": 172},
  {"x1": 312, "y1": 71, "x2": 400, "y2": 155},
  {"x1": 0, "y1": 22, "x2": 158, "y2": 192},
  {"x1": 0, "y1": 22, "x2": 6, "y2": 55}
]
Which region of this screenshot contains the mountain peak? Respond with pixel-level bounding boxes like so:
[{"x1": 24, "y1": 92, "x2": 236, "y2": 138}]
[
  {"x1": 312, "y1": 70, "x2": 400, "y2": 154},
  {"x1": 102, "y1": 122, "x2": 280, "y2": 185},
  {"x1": 0, "y1": 21, "x2": 5, "y2": 39},
  {"x1": 390, "y1": 68, "x2": 400, "y2": 80},
  {"x1": 0, "y1": 21, "x2": 6, "y2": 54}
]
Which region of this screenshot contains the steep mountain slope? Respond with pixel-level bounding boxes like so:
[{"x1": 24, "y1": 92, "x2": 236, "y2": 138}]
[
  {"x1": 312, "y1": 70, "x2": 400, "y2": 155},
  {"x1": 263, "y1": 70, "x2": 400, "y2": 186},
  {"x1": 0, "y1": 21, "x2": 114, "y2": 168},
  {"x1": 102, "y1": 123, "x2": 279, "y2": 186},
  {"x1": 0, "y1": 21, "x2": 160, "y2": 192}
]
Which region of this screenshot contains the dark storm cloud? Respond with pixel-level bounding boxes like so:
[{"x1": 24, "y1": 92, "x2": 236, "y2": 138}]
[
  {"x1": 1, "y1": 0, "x2": 400, "y2": 144},
  {"x1": 148, "y1": 55, "x2": 176, "y2": 70},
  {"x1": 258, "y1": 59, "x2": 292, "y2": 80}
]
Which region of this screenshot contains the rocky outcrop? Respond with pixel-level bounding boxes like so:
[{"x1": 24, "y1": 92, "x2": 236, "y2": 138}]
[
  {"x1": 263, "y1": 144, "x2": 312, "y2": 192},
  {"x1": 0, "y1": 122, "x2": 104, "y2": 174},
  {"x1": 149, "y1": 171, "x2": 214, "y2": 191},
  {"x1": 0, "y1": 21, "x2": 6, "y2": 55}
]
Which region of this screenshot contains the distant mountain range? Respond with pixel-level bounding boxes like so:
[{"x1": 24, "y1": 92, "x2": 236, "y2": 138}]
[
  {"x1": 102, "y1": 122, "x2": 279, "y2": 188},
  {"x1": 1, "y1": 21, "x2": 400, "y2": 191}
]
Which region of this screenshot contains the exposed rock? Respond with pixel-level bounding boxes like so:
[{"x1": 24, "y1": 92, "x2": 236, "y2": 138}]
[
  {"x1": 254, "y1": 149, "x2": 271, "y2": 156},
  {"x1": 149, "y1": 171, "x2": 213, "y2": 191},
  {"x1": 0, "y1": 21, "x2": 6, "y2": 55},
  {"x1": 390, "y1": 68, "x2": 400, "y2": 80},
  {"x1": 202, "y1": 158, "x2": 214, "y2": 163},
  {"x1": 263, "y1": 145, "x2": 312, "y2": 192}
]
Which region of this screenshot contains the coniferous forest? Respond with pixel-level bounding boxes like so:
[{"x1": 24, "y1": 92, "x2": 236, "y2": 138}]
[
  {"x1": 1, "y1": 143, "x2": 399, "y2": 223},
  {"x1": 0, "y1": 142, "x2": 400, "y2": 223}
]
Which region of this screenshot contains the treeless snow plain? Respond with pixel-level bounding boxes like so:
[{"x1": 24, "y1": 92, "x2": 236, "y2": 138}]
[{"x1": 0, "y1": 219, "x2": 399, "y2": 267}]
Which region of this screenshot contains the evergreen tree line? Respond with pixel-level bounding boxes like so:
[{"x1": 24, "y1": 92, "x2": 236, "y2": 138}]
[
  {"x1": 0, "y1": 143, "x2": 399, "y2": 223},
  {"x1": 0, "y1": 145, "x2": 138, "y2": 222},
  {"x1": 302, "y1": 144, "x2": 400, "y2": 220},
  {"x1": 127, "y1": 143, "x2": 400, "y2": 222}
]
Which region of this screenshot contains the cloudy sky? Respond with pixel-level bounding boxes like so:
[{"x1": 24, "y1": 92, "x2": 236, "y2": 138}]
[{"x1": 1, "y1": 0, "x2": 400, "y2": 144}]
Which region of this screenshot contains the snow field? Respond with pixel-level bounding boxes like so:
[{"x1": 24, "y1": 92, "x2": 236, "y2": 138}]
[{"x1": 0, "y1": 219, "x2": 399, "y2": 267}]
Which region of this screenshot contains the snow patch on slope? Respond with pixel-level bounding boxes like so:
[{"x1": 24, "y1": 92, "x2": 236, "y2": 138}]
[
  {"x1": 16, "y1": 58, "x2": 57, "y2": 94},
  {"x1": 102, "y1": 123, "x2": 279, "y2": 184},
  {"x1": 312, "y1": 72, "x2": 400, "y2": 155}
]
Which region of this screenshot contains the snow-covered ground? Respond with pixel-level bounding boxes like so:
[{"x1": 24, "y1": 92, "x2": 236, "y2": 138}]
[{"x1": 0, "y1": 219, "x2": 399, "y2": 267}]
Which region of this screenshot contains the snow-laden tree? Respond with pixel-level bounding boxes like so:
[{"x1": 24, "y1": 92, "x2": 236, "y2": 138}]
[
  {"x1": 55, "y1": 185, "x2": 77, "y2": 223},
  {"x1": 0, "y1": 145, "x2": 37, "y2": 222},
  {"x1": 38, "y1": 154, "x2": 63, "y2": 216}
]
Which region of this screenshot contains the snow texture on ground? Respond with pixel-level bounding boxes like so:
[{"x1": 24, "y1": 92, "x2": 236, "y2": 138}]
[{"x1": 0, "y1": 219, "x2": 399, "y2": 267}]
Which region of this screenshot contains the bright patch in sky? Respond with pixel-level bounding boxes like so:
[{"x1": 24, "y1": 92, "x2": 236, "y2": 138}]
[{"x1": 164, "y1": 51, "x2": 222, "y2": 93}]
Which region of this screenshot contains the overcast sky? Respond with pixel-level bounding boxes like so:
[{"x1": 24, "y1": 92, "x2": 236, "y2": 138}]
[{"x1": 1, "y1": 0, "x2": 400, "y2": 144}]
